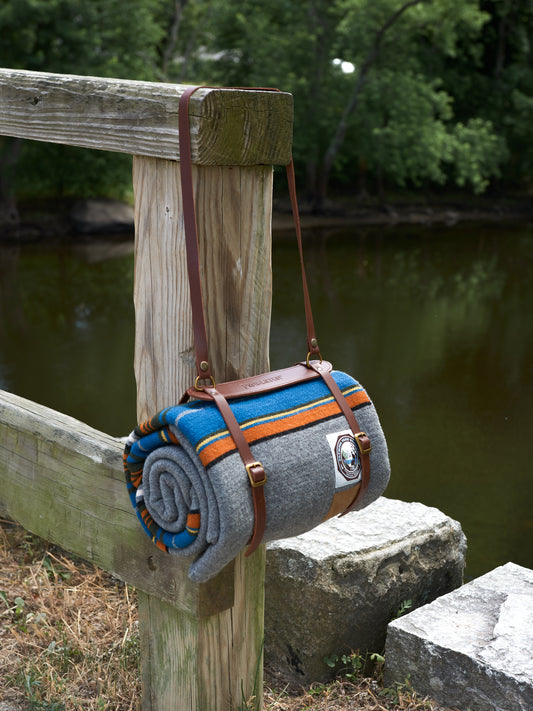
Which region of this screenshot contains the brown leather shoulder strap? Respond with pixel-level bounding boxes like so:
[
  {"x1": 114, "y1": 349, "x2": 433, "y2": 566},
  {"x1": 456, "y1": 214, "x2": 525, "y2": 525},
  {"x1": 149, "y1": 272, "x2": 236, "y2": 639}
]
[
  {"x1": 178, "y1": 86, "x2": 320, "y2": 381},
  {"x1": 178, "y1": 86, "x2": 369, "y2": 544},
  {"x1": 287, "y1": 159, "x2": 320, "y2": 358},
  {"x1": 179, "y1": 87, "x2": 213, "y2": 380}
]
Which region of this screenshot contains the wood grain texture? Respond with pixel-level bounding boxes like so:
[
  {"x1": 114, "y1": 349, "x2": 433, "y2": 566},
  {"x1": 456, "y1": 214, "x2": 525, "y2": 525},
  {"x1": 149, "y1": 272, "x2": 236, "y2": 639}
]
[
  {"x1": 133, "y1": 156, "x2": 272, "y2": 710},
  {"x1": 0, "y1": 68, "x2": 293, "y2": 165},
  {"x1": 138, "y1": 554, "x2": 265, "y2": 711},
  {"x1": 198, "y1": 547, "x2": 266, "y2": 710},
  {"x1": 197, "y1": 165, "x2": 274, "y2": 382},
  {"x1": 133, "y1": 155, "x2": 194, "y2": 420},
  {"x1": 133, "y1": 157, "x2": 273, "y2": 418},
  {"x1": 0, "y1": 66, "x2": 283, "y2": 710},
  {"x1": 0, "y1": 389, "x2": 231, "y2": 616}
]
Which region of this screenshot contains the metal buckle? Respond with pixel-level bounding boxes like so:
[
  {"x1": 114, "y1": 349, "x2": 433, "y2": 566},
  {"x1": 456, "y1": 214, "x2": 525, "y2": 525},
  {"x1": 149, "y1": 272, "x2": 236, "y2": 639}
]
[
  {"x1": 246, "y1": 461, "x2": 267, "y2": 488},
  {"x1": 306, "y1": 351, "x2": 323, "y2": 367},
  {"x1": 194, "y1": 375, "x2": 216, "y2": 391},
  {"x1": 354, "y1": 432, "x2": 372, "y2": 455}
]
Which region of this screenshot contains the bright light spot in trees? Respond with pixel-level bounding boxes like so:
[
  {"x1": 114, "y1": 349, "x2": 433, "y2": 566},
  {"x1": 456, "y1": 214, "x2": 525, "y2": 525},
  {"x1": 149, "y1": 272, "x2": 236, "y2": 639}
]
[{"x1": 332, "y1": 58, "x2": 355, "y2": 74}]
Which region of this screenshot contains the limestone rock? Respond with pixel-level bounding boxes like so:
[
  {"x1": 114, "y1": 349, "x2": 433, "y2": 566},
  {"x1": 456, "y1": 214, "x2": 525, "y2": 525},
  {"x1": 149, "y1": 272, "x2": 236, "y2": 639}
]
[
  {"x1": 384, "y1": 562, "x2": 533, "y2": 711},
  {"x1": 70, "y1": 198, "x2": 134, "y2": 235},
  {"x1": 265, "y1": 497, "x2": 466, "y2": 686}
]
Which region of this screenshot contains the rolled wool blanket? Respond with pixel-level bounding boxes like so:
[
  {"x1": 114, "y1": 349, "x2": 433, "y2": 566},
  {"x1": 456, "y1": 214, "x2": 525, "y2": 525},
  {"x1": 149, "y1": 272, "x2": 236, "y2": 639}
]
[{"x1": 124, "y1": 370, "x2": 390, "y2": 582}]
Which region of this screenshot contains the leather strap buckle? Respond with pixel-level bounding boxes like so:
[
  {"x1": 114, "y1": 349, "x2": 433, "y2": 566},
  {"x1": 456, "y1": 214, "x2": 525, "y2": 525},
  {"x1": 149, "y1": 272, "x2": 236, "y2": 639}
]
[
  {"x1": 246, "y1": 461, "x2": 267, "y2": 488},
  {"x1": 306, "y1": 351, "x2": 323, "y2": 367},
  {"x1": 194, "y1": 375, "x2": 216, "y2": 391},
  {"x1": 354, "y1": 432, "x2": 372, "y2": 456}
]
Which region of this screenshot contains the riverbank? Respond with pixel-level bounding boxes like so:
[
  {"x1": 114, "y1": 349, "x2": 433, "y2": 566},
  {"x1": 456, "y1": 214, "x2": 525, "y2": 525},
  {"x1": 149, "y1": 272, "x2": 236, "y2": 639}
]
[
  {"x1": 272, "y1": 189, "x2": 533, "y2": 231},
  {"x1": 1, "y1": 190, "x2": 532, "y2": 243}
]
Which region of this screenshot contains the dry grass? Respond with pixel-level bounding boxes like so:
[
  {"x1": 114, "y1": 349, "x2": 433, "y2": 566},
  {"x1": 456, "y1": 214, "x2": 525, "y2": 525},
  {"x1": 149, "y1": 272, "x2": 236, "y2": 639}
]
[
  {"x1": 0, "y1": 519, "x2": 455, "y2": 711},
  {"x1": 263, "y1": 677, "x2": 450, "y2": 711},
  {"x1": 0, "y1": 519, "x2": 140, "y2": 710}
]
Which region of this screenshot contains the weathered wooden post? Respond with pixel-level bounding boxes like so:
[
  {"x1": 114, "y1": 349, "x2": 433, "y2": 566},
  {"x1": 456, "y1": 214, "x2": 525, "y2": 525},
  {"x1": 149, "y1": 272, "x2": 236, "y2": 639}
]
[
  {"x1": 132, "y1": 120, "x2": 285, "y2": 710},
  {"x1": 133, "y1": 161, "x2": 271, "y2": 711},
  {"x1": 0, "y1": 71, "x2": 293, "y2": 710}
]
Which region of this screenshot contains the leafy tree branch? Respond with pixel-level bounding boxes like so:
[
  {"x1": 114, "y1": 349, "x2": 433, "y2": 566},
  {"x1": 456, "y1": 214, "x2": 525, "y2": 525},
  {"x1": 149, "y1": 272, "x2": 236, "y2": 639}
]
[{"x1": 316, "y1": 0, "x2": 428, "y2": 209}]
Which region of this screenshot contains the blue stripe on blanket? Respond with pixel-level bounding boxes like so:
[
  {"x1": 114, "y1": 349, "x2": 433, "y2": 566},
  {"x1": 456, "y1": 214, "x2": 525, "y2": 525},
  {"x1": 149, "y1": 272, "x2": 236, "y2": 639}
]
[{"x1": 181, "y1": 371, "x2": 362, "y2": 444}]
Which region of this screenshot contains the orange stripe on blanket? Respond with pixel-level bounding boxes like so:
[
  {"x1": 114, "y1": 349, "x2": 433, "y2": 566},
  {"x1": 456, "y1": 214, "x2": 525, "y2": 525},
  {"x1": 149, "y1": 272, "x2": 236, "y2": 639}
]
[
  {"x1": 131, "y1": 471, "x2": 143, "y2": 488},
  {"x1": 168, "y1": 430, "x2": 180, "y2": 445},
  {"x1": 139, "y1": 421, "x2": 152, "y2": 435},
  {"x1": 198, "y1": 389, "x2": 370, "y2": 467}
]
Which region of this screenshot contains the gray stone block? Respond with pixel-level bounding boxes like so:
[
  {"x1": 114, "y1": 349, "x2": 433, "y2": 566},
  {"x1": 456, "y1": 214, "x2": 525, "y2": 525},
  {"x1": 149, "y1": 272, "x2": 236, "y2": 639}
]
[
  {"x1": 265, "y1": 497, "x2": 466, "y2": 686},
  {"x1": 384, "y1": 562, "x2": 533, "y2": 711},
  {"x1": 70, "y1": 198, "x2": 134, "y2": 234}
]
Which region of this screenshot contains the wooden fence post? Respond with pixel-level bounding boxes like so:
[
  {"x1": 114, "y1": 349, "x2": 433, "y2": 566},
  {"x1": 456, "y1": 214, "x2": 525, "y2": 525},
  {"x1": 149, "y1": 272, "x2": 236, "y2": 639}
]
[
  {"x1": 0, "y1": 71, "x2": 294, "y2": 710},
  {"x1": 133, "y1": 158, "x2": 274, "y2": 709}
]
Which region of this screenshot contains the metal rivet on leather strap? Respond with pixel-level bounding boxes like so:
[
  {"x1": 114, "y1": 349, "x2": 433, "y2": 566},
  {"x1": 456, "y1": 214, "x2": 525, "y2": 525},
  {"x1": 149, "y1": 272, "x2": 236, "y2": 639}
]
[
  {"x1": 200, "y1": 360, "x2": 209, "y2": 372},
  {"x1": 311, "y1": 338, "x2": 318, "y2": 348}
]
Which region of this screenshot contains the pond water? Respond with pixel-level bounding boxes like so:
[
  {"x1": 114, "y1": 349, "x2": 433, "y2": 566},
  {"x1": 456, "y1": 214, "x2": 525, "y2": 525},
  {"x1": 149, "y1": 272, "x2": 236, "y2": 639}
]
[{"x1": 1, "y1": 220, "x2": 532, "y2": 581}]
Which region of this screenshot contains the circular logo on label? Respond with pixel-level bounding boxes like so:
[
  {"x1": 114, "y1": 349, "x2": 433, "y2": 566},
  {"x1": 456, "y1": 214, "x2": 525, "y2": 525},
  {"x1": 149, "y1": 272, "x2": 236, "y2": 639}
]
[{"x1": 335, "y1": 434, "x2": 362, "y2": 482}]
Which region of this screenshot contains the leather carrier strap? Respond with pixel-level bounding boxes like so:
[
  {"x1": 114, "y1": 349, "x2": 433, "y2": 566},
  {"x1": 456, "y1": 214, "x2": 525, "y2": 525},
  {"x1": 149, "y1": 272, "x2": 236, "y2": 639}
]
[
  {"x1": 308, "y1": 361, "x2": 371, "y2": 513},
  {"x1": 178, "y1": 86, "x2": 320, "y2": 377},
  {"x1": 178, "y1": 86, "x2": 370, "y2": 555},
  {"x1": 178, "y1": 87, "x2": 213, "y2": 381}
]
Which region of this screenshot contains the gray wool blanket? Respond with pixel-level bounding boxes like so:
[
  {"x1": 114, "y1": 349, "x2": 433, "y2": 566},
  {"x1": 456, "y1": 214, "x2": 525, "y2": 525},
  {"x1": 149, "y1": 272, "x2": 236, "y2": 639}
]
[{"x1": 124, "y1": 369, "x2": 390, "y2": 582}]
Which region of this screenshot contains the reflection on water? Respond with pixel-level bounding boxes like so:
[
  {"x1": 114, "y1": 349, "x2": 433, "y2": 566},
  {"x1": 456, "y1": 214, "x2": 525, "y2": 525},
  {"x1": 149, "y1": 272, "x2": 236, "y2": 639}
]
[
  {"x1": 1, "y1": 222, "x2": 532, "y2": 580},
  {"x1": 271, "y1": 221, "x2": 533, "y2": 580},
  {"x1": 0, "y1": 238, "x2": 137, "y2": 436}
]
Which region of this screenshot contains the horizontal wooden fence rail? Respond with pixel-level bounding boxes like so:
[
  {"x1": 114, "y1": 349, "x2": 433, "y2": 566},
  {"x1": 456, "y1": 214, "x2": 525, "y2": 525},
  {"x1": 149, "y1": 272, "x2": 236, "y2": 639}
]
[
  {"x1": 0, "y1": 390, "x2": 233, "y2": 617},
  {"x1": 0, "y1": 68, "x2": 293, "y2": 164},
  {"x1": 0, "y1": 68, "x2": 294, "y2": 711}
]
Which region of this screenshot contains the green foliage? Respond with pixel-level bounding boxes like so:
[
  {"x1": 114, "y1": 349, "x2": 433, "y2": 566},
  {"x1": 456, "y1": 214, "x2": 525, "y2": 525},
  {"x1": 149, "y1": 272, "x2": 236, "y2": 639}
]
[
  {"x1": 180, "y1": 0, "x2": 509, "y2": 202},
  {"x1": 0, "y1": 0, "x2": 167, "y2": 200},
  {"x1": 395, "y1": 599, "x2": 413, "y2": 618},
  {"x1": 324, "y1": 649, "x2": 385, "y2": 681},
  {"x1": 1, "y1": 0, "x2": 531, "y2": 202},
  {"x1": 42, "y1": 556, "x2": 72, "y2": 582},
  {"x1": 0, "y1": 0, "x2": 166, "y2": 77},
  {"x1": 13, "y1": 663, "x2": 65, "y2": 709},
  {"x1": 14, "y1": 143, "x2": 134, "y2": 201},
  {"x1": 379, "y1": 675, "x2": 434, "y2": 707},
  {"x1": 451, "y1": 117, "x2": 508, "y2": 192},
  {"x1": 439, "y1": 0, "x2": 533, "y2": 184}
]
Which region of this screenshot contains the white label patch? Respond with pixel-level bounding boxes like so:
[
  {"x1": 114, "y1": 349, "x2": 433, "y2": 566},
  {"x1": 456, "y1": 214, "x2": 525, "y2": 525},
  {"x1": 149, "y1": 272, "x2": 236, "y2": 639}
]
[{"x1": 326, "y1": 429, "x2": 363, "y2": 490}]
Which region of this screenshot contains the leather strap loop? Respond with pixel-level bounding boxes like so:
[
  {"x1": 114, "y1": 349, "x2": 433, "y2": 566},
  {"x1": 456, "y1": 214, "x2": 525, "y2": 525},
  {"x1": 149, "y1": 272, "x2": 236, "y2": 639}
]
[
  {"x1": 307, "y1": 361, "x2": 371, "y2": 512},
  {"x1": 179, "y1": 86, "x2": 213, "y2": 380},
  {"x1": 204, "y1": 387, "x2": 266, "y2": 556}
]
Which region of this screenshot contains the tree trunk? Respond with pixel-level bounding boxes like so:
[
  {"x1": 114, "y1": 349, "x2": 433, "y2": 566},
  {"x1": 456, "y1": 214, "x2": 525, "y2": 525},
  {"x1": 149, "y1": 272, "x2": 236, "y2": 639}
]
[
  {"x1": 160, "y1": 0, "x2": 189, "y2": 76},
  {"x1": 494, "y1": 12, "x2": 507, "y2": 80},
  {"x1": 313, "y1": 0, "x2": 426, "y2": 211}
]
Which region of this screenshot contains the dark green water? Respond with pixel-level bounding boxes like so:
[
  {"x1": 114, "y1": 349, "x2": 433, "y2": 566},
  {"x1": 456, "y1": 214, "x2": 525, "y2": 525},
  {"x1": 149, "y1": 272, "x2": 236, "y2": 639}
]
[{"x1": 1, "y1": 221, "x2": 532, "y2": 581}]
